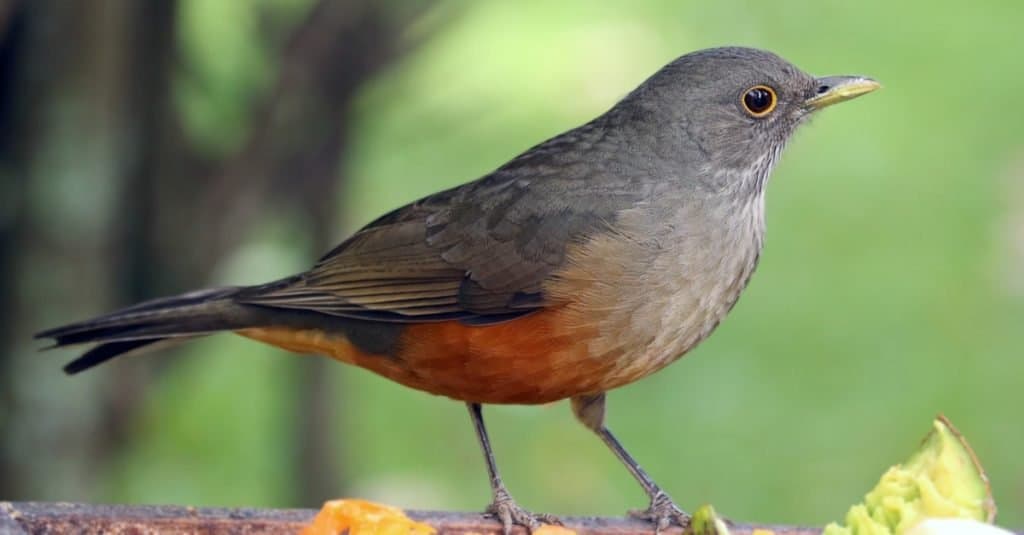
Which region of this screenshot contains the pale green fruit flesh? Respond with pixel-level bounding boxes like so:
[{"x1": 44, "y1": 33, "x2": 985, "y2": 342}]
[{"x1": 823, "y1": 416, "x2": 996, "y2": 535}]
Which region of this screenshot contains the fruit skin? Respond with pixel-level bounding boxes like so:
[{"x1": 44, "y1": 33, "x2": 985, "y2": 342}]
[
  {"x1": 302, "y1": 499, "x2": 436, "y2": 535},
  {"x1": 907, "y1": 518, "x2": 1016, "y2": 535},
  {"x1": 823, "y1": 415, "x2": 996, "y2": 535}
]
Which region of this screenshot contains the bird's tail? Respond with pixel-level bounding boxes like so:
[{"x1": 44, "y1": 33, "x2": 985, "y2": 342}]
[{"x1": 36, "y1": 287, "x2": 266, "y2": 374}]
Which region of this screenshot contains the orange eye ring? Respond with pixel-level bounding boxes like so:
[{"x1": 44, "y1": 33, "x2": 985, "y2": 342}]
[{"x1": 741, "y1": 85, "x2": 777, "y2": 117}]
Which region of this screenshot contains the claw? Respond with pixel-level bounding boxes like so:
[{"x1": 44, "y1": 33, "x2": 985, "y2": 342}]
[
  {"x1": 486, "y1": 488, "x2": 561, "y2": 534},
  {"x1": 629, "y1": 491, "x2": 690, "y2": 534}
]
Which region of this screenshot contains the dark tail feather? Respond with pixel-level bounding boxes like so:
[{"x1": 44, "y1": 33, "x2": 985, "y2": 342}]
[
  {"x1": 36, "y1": 287, "x2": 243, "y2": 345},
  {"x1": 37, "y1": 287, "x2": 262, "y2": 373},
  {"x1": 61, "y1": 338, "x2": 195, "y2": 374}
]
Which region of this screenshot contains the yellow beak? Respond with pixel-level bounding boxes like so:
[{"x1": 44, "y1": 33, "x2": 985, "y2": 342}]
[{"x1": 805, "y1": 76, "x2": 881, "y2": 110}]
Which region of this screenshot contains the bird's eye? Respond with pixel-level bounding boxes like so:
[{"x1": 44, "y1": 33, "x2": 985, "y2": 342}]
[{"x1": 741, "y1": 85, "x2": 777, "y2": 117}]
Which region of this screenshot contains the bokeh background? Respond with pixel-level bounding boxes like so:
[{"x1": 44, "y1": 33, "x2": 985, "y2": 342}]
[{"x1": 1, "y1": 0, "x2": 1022, "y2": 528}]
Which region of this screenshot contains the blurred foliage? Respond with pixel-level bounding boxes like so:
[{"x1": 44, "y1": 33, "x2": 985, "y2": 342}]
[
  {"x1": 175, "y1": 0, "x2": 310, "y2": 153},
  {"x1": 7, "y1": 0, "x2": 1023, "y2": 528}
]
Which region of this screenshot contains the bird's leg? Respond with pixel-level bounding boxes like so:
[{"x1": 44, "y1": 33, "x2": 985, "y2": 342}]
[
  {"x1": 467, "y1": 403, "x2": 560, "y2": 534},
  {"x1": 571, "y1": 394, "x2": 690, "y2": 533}
]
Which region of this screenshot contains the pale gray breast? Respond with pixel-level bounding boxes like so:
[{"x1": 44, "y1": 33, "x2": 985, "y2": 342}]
[{"x1": 548, "y1": 189, "x2": 767, "y2": 388}]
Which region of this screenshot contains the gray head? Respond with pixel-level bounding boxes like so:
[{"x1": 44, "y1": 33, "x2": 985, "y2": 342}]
[{"x1": 609, "y1": 46, "x2": 878, "y2": 195}]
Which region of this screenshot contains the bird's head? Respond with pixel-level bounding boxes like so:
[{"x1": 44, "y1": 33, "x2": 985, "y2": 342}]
[{"x1": 614, "y1": 46, "x2": 879, "y2": 195}]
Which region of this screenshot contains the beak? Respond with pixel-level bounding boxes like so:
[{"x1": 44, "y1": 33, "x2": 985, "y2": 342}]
[{"x1": 805, "y1": 75, "x2": 881, "y2": 110}]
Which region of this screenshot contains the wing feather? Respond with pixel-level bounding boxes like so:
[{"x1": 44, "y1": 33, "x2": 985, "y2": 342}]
[{"x1": 239, "y1": 120, "x2": 656, "y2": 324}]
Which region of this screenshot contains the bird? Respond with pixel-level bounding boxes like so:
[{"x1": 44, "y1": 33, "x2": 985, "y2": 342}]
[{"x1": 37, "y1": 46, "x2": 878, "y2": 534}]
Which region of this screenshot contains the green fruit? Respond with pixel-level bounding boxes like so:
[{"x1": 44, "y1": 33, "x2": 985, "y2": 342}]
[
  {"x1": 689, "y1": 504, "x2": 731, "y2": 535},
  {"x1": 823, "y1": 416, "x2": 996, "y2": 535}
]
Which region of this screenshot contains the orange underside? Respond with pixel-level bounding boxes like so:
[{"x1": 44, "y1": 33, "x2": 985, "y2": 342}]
[{"x1": 236, "y1": 307, "x2": 626, "y2": 404}]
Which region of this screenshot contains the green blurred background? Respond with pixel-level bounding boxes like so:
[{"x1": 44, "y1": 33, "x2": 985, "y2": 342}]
[{"x1": 1, "y1": 0, "x2": 1022, "y2": 528}]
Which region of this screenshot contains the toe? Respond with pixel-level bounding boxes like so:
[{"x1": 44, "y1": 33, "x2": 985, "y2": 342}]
[
  {"x1": 629, "y1": 492, "x2": 691, "y2": 532},
  {"x1": 537, "y1": 513, "x2": 563, "y2": 526},
  {"x1": 492, "y1": 506, "x2": 514, "y2": 535},
  {"x1": 486, "y1": 497, "x2": 555, "y2": 534}
]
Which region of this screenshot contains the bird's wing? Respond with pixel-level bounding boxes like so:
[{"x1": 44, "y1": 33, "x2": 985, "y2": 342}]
[{"x1": 239, "y1": 161, "x2": 652, "y2": 325}]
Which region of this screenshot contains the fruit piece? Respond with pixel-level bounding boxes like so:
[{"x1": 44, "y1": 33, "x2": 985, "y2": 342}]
[
  {"x1": 534, "y1": 525, "x2": 577, "y2": 535},
  {"x1": 302, "y1": 498, "x2": 436, "y2": 535},
  {"x1": 907, "y1": 518, "x2": 1016, "y2": 535},
  {"x1": 823, "y1": 416, "x2": 996, "y2": 535},
  {"x1": 689, "y1": 504, "x2": 732, "y2": 535}
]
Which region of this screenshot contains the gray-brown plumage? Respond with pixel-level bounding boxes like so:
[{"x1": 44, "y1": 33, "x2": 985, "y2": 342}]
[{"x1": 37, "y1": 47, "x2": 878, "y2": 533}]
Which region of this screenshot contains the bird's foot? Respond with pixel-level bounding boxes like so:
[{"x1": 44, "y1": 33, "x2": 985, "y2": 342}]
[
  {"x1": 486, "y1": 488, "x2": 561, "y2": 535},
  {"x1": 629, "y1": 491, "x2": 691, "y2": 534}
]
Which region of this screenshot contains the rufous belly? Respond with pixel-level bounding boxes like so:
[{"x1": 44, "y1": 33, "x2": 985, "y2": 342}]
[{"x1": 237, "y1": 305, "x2": 651, "y2": 404}]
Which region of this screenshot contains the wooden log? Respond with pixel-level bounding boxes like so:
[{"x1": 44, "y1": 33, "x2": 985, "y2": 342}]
[{"x1": 1, "y1": 501, "x2": 824, "y2": 534}]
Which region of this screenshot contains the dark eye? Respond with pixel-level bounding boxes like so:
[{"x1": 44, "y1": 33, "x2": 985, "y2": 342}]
[{"x1": 742, "y1": 85, "x2": 777, "y2": 117}]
